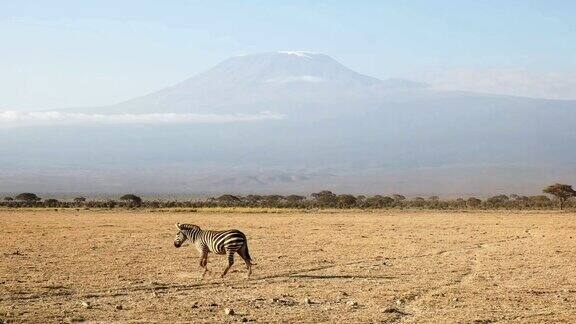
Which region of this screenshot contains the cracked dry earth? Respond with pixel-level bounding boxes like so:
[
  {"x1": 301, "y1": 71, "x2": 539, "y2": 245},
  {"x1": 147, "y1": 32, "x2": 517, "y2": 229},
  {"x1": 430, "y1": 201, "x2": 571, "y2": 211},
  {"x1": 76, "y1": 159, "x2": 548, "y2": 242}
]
[{"x1": 1, "y1": 210, "x2": 576, "y2": 323}]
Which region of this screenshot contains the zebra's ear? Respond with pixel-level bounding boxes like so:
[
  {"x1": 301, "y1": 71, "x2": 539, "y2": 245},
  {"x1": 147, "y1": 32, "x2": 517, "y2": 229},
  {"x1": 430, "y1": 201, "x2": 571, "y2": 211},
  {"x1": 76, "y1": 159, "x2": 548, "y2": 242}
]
[{"x1": 175, "y1": 223, "x2": 181, "y2": 230}]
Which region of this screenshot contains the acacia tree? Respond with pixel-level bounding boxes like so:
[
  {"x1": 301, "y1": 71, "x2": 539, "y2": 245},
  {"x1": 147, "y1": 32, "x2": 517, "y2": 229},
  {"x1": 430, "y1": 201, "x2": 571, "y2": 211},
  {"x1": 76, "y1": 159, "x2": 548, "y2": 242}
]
[
  {"x1": 285, "y1": 195, "x2": 306, "y2": 203},
  {"x1": 529, "y1": 195, "x2": 552, "y2": 208},
  {"x1": 264, "y1": 195, "x2": 285, "y2": 206},
  {"x1": 355, "y1": 195, "x2": 367, "y2": 207},
  {"x1": 311, "y1": 191, "x2": 338, "y2": 207},
  {"x1": 365, "y1": 195, "x2": 394, "y2": 208},
  {"x1": 44, "y1": 199, "x2": 60, "y2": 207},
  {"x1": 486, "y1": 195, "x2": 509, "y2": 208},
  {"x1": 455, "y1": 198, "x2": 467, "y2": 208},
  {"x1": 337, "y1": 194, "x2": 357, "y2": 208},
  {"x1": 391, "y1": 194, "x2": 406, "y2": 203},
  {"x1": 74, "y1": 197, "x2": 87, "y2": 203},
  {"x1": 466, "y1": 197, "x2": 482, "y2": 208},
  {"x1": 15, "y1": 193, "x2": 41, "y2": 202},
  {"x1": 119, "y1": 194, "x2": 143, "y2": 207},
  {"x1": 412, "y1": 197, "x2": 425, "y2": 208},
  {"x1": 543, "y1": 183, "x2": 576, "y2": 210},
  {"x1": 4, "y1": 197, "x2": 14, "y2": 201}
]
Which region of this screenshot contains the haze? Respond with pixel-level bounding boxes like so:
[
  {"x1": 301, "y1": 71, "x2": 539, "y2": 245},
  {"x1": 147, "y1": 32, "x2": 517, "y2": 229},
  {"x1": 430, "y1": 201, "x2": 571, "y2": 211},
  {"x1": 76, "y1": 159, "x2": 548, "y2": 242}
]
[{"x1": 1, "y1": 1, "x2": 575, "y2": 196}]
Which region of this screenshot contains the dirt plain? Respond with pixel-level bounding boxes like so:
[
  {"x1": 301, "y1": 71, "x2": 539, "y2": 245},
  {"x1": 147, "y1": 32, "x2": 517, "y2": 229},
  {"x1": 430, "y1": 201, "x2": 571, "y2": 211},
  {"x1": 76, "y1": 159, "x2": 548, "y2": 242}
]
[{"x1": 1, "y1": 209, "x2": 576, "y2": 323}]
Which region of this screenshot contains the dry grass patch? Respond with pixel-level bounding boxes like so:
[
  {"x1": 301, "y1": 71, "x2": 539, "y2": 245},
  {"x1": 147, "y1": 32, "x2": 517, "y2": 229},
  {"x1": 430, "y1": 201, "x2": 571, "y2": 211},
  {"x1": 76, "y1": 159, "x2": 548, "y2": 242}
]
[{"x1": 1, "y1": 210, "x2": 575, "y2": 323}]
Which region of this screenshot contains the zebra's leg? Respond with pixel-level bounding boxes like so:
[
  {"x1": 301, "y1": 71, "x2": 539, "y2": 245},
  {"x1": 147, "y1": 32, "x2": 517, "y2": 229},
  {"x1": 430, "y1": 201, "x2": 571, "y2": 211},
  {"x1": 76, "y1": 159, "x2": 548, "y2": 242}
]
[
  {"x1": 238, "y1": 244, "x2": 252, "y2": 279},
  {"x1": 244, "y1": 259, "x2": 252, "y2": 279},
  {"x1": 220, "y1": 250, "x2": 235, "y2": 278},
  {"x1": 199, "y1": 251, "x2": 209, "y2": 278}
]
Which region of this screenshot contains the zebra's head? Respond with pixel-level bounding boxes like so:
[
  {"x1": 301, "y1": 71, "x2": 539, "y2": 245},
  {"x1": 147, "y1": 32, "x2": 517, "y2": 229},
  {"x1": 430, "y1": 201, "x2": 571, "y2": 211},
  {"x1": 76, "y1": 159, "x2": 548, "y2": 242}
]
[{"x1": 174, "y1": 223, "x2": 199, "y2": 248}]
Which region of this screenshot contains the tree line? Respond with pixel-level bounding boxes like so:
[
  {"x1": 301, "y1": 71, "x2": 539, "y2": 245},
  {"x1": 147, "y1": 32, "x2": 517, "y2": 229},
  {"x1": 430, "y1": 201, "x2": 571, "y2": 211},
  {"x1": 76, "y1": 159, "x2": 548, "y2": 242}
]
[{"x1": 1, "y1": 183, "x2": 575, "y2": 210}]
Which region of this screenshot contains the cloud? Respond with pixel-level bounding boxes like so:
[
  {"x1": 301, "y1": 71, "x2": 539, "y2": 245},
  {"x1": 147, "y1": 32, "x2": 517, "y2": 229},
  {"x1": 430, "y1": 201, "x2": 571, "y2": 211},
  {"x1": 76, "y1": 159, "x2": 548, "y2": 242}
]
[
  {"x1": 0, "y1": 111, "x2": 284, "y2": 128},
  {"x1": 420, "y1": 68, "x2": 576, "y2": 100}
]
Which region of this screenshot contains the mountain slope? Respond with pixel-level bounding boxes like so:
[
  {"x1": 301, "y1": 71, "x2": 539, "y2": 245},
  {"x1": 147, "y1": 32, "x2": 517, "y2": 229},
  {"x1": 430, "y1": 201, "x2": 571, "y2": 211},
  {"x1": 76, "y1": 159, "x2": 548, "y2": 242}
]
[
  {"x1": 73, "y1": 51, "x2": 425, "y2": 117},
  {"x1": 3, "y1": 51, "x2": 576, "y2": 195}
]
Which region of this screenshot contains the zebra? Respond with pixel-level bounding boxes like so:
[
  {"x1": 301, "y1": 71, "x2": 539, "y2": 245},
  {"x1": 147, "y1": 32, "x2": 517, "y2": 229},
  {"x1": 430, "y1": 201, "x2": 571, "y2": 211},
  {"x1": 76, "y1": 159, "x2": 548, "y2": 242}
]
[{"x1": 173, "y1": 223, "x2": 253, "y2": 278}]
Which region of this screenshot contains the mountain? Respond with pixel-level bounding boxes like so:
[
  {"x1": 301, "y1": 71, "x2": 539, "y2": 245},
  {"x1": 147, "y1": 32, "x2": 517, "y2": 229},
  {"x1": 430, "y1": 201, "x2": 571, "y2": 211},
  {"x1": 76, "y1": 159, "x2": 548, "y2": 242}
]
[
  {"x1": 1, "y1": 52, "x2": 576, "y2": 196},
  {"x1": 72, "y1": 51, "x2": 425, "y2": 118}
]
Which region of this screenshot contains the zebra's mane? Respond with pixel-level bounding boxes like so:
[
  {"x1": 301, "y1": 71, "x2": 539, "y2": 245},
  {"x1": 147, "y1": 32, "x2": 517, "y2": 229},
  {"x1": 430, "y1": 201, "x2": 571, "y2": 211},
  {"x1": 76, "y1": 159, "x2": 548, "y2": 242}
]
[{"x1": 178, "y1": 223, "x2": 200, "y2": 230}]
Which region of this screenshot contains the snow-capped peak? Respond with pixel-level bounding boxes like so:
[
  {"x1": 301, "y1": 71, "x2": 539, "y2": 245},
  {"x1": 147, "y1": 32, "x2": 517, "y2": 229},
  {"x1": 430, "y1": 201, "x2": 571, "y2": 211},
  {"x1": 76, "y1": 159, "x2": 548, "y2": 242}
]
[{"x1": 278, "y1": 51, "x2": 319, "y2": 58}]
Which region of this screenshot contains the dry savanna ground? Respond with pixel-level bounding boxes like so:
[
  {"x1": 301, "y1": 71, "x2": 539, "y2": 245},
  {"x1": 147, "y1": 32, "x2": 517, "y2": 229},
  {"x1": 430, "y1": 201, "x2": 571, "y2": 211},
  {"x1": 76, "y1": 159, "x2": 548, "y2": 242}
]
[{"x1": 1, "y1": 209, "x2": 576, "y2": 323}]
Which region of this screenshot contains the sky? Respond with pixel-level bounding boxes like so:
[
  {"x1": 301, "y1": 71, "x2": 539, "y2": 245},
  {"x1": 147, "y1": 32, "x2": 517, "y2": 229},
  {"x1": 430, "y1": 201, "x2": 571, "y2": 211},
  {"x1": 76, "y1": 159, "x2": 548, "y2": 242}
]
[{"x1": 1, "y1": 0, "x2": 575, "y2": 111}]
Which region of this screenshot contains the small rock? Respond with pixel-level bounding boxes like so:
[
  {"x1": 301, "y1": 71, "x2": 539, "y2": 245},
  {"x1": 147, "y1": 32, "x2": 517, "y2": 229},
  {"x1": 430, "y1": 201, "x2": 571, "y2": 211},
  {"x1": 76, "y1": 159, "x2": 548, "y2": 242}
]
[
  {"x1": 395, "y1": 299, "x2": 404, "y2": 305},
  {"x1": 303, "y1": 297, "x2": 312, "y2": 304},
  {"x1": 347, "y1": 300, "x2": 358, "y2": 307},
  {"x1": 81, "y1": 301, "x2": 92, "y2": 309},
  {"x1": 152, "y1": 291, "x2": 159, "y2": 297},
  {"x1": 191, "y1": 301, "x2": 199, "y2": 308},
  {"x1": 340, "y1": 291, "x2": 349, "y2": 296},
  {"x1": 115, "y1": 305, "x2": 123, "y2": 310},
  {"x1": 453, "y1": 297, "x2": 459, "y2": 302},
  {"x1": 241, "y1": 318, "x2": 248, "y2": 322},
  {"x1": 224, "y1": 308, "x2": 235, "y2": 315}
]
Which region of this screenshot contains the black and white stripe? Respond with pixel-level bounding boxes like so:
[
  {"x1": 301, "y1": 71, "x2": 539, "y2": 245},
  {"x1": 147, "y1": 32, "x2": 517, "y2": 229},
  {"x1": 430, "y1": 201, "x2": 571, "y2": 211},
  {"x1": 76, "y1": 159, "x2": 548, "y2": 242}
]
[{"x1": 174, "y1": 223, "x2": 253, "y2": 278}]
